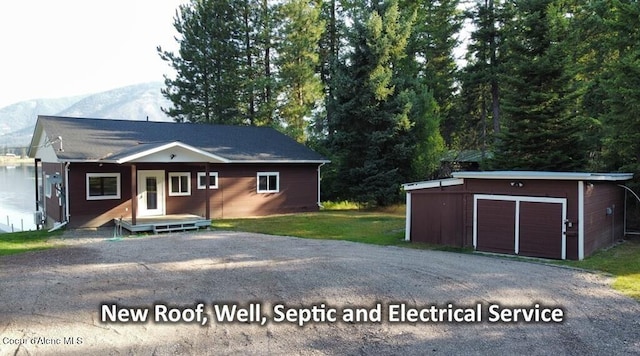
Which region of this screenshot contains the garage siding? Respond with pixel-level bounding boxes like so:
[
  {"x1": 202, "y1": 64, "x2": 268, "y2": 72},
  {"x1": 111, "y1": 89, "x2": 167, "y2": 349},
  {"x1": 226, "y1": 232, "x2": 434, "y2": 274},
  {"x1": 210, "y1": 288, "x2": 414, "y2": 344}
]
[
  {"x1": 583, "y1": 183, "x2": 626, "y2": 256},
  {"x1": 410, "y1": 186, "x2": 465, "y2": 246}
]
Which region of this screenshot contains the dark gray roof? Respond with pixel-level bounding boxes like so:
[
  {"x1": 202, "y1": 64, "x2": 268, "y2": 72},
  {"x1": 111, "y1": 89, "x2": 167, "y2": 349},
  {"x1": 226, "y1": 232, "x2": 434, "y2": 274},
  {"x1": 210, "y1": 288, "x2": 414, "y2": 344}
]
[{"x1": 33, "y1": 116, "x2": 328, "y2": 163}]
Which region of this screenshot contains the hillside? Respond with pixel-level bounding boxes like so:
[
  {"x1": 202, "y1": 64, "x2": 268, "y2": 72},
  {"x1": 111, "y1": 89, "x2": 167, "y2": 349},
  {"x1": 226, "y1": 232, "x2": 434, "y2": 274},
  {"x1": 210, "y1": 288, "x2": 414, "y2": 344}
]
[{"x1": 0, "y1": 82, "x2": 173, "y2": 149}]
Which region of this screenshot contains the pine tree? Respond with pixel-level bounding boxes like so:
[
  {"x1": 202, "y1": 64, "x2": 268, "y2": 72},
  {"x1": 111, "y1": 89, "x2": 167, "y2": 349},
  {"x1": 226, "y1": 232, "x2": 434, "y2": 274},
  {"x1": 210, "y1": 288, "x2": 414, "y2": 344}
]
[
  {"x1": 158, "y1": 0, "x2": 243, "y2": 124},
  {"x1": 491, "y1": 0, "x2": 588, "y2": 171},
  {"x1": 276, "y1": 0, "x2": 325, "y2": 143},
  {"x1": 329, "y1": 0, "x2": 415, "y2": 206},
  {"x1": 402, "y1": 0, "x2": 462, "y2": 147},
  {"x1": 599, "y1": 0, "x2": 640, "y2": 173},
  {"x1": 457, "y1": 0, "x2": 507, "y2": 151}
]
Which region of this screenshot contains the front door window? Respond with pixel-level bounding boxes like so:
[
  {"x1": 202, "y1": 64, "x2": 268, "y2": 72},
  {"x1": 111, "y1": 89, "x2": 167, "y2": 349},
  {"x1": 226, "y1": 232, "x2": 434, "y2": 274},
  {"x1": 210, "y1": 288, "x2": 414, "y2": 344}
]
[{"x1": 146, "y1": 177, "x2": 158, "y2": 210}]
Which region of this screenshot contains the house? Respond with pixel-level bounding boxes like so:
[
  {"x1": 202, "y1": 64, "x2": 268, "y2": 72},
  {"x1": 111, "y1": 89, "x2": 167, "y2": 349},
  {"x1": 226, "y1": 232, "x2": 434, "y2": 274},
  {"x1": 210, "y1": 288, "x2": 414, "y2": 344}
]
[
  {"x1": 28, "y1": 115, "x2": 329, "y2": 231},
  {"x1": 403, "y1": 171, "x2": 635, "y2": 260}
]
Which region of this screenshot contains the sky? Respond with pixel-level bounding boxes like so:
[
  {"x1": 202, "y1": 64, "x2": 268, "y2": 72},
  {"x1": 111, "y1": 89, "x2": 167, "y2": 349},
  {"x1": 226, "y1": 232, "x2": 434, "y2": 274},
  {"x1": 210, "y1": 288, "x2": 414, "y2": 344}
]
[{"x1": 0, "y1": 0, "x2": 188, "y2": 108}]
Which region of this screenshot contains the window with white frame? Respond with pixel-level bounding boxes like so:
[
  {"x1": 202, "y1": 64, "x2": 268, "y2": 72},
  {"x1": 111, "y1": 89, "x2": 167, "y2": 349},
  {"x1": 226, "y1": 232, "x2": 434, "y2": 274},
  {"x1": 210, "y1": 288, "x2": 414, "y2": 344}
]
[
  {"x1": 169, "y1": 172, "x2": 191, "y2": 196},
  {"x1": 86, "y1": 173, "x2": 121, "y2": 200},
  {"x1": 45, "y1": 174, "x2": 52, "y2": 198},
  {"x1": 257, "y1": 172, "x2": 279, "y2": 193},
  {"x1": 197, "y1": 172, "x2": 219, "y2": 189}
]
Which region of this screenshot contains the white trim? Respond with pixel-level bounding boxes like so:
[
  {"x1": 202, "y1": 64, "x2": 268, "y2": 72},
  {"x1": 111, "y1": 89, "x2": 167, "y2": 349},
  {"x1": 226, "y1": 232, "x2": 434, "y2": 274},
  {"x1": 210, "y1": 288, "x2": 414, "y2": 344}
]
[
  {"x1": 65, "y1": 163, "x2": 70, "y2": 222},
  {"x1": 453, "y1": 171, "x2": 633, "y2": 181},
  {"x1": 317, "y1": 163, "x2": 325, "y2": 207},
  {"x1": 514, "y1": 201, "x2": 520, "y2": 255},
  {"x1": 257, "y1": 172, "x2": 279, "y2": 193},
  {"x1": 168, "y1": 172, "x2": 191, "y2": 196},
  {"x1": 63, "y1": 158, "x2": 331, "y2": 164},
  {"x1": 227, "y1": 159, "x2": 331, "y2": 164},
  {"x1": 86, "y1": 173, "x2": 121, "y2": 200},
  {"x1": 197, "y1": 172, "x2": 219, "y2": 189},
  {"x1": 405, "y1": 192, "x2": 412, "y2": 241},
  {"x1": 403, "y1": 178, "x2": 464, "y2": 191},
  {"x1": 115, "y1": 142, "x2": 230, "y2": 164},
  {"x1": 578, "y1": 181, "x2": 585, "y2": 260},
  {"x1": 472, "y1": 196, "x2": 478, "y2": 249},
  {"x1": 137, "y1": 170, "x2": 166, "y2": 216},
  {"x1": 473, "y1": 194, "x2": 568, "y2": 259}
]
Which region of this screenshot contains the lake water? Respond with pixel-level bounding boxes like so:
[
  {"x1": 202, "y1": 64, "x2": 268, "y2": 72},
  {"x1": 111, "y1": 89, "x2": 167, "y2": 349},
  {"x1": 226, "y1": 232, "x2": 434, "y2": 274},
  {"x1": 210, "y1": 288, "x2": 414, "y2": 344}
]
[{"x1": 0, "y1": 163, "x2": 37, "y2": 232}]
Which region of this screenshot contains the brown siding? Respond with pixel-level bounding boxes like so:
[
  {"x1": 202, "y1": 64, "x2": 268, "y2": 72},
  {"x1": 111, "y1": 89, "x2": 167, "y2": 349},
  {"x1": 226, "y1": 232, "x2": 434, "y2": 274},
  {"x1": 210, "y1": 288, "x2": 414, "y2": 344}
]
[
  {"x1": 66, "y1": 162, "x2": 320, "y2": 228},
  {"x1": 410, "y1": 185, "x2": 464, "y2": 246},
  {"x1": 67, "y1": 163, "x2": 132, "y2": 228},
  {"x1": 583, "y1": 182, "x2": 625, "y2": 256},
  {"x1": 476, "y1": 200, "x2": 516, "y2": 254},
  {"x1": 216, "y1": 164, "x2": 319, "y2": 218}
]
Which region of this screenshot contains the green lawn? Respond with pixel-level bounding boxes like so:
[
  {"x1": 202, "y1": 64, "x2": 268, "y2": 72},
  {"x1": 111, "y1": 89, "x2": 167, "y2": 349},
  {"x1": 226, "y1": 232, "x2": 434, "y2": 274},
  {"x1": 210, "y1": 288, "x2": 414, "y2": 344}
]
[
  {"x1": 558, "y1": 236, "x2": 640, "y2": 301},
  {"x1": 212, "y1": 210, "x2": 407, "y2": 246},
  {"x1": 0, "y1": 229, "x2": 61, "y2": 256}
]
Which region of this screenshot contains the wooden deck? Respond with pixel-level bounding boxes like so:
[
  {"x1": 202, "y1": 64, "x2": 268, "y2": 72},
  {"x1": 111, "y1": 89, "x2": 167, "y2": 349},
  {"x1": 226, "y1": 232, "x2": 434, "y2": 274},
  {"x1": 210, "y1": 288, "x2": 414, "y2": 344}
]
[{"x1": 114, "y1": 214, "x2": 211, "y2": 234}]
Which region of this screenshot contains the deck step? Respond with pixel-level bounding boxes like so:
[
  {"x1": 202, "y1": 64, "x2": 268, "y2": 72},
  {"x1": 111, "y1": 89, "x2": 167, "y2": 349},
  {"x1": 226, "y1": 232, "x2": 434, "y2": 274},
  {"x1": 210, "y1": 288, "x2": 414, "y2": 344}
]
[{"x1": 152, "y1": 222, "x2": 200, "y2": 234}]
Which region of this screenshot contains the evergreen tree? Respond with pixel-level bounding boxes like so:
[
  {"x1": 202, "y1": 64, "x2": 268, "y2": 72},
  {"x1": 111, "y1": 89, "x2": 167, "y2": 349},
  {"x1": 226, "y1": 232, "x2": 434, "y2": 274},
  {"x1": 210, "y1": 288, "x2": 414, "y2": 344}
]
[
  {"x1": 158, "y1": 0, "x2": 243, "y2": 124},
  {"x1": 457, "y1": 0, "x2": 507, "y2": 151},
  {"x1": 491, "y1": 0, "x2": 588, "y2": 171},
  {"x1": 402, "y1": 0, "x2": 462, "y2": 148},
  {"x1": 329, "y1": 0, "x2": 415, "y2": 205},
  {"x1": 238, "y1": 0, "x2": 278, "y2": 126},
  {"x1": 276, "y1": 0, "x2": 325, "y2": 142},
  {"x1": 599, "y1": 0, "x2": 640, "y2": 173}
]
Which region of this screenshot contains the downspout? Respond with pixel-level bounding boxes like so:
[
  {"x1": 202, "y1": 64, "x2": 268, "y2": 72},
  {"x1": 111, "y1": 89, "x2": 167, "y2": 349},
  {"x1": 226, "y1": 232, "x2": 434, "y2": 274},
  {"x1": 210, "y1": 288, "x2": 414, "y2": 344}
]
[
  {"x1": 317, "y1": 163, "x2": 326, "y2": 208},
  {"x1": 34, "y1": 158, "x2": 41, "y2": 230},
  {"x1": 617, "y1": 184, "x2": 640, "y2": 236},
  {"x1": 64, "y1": 162, "x2": 70, "y2": 222}
]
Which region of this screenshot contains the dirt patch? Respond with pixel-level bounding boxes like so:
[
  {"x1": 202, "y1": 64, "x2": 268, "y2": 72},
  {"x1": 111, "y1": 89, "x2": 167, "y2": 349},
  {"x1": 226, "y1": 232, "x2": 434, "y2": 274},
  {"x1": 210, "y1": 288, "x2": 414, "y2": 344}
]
[{"x1": 1, "y1": 230, "x2": 639, "y2": 355}]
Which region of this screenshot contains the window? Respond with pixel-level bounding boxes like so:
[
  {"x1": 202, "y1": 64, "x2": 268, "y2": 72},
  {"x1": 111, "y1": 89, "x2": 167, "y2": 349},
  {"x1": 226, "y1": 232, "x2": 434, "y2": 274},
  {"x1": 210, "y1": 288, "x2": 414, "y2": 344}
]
[
  {"x1": 169, "y1": 172, "x2": 191, "y2": 196},
  {"x1": 45, "y1": 174, "x2": 52, "y2": 198},
  {"x1": 86, "y1": 173, "x2": 121, "y2": 200},
  {"x1": 257, "y1": 172, "x2": 279, "y2": 193},
  {"x1": 197, "y1": 172, "x2": 218, "y2": 189}
]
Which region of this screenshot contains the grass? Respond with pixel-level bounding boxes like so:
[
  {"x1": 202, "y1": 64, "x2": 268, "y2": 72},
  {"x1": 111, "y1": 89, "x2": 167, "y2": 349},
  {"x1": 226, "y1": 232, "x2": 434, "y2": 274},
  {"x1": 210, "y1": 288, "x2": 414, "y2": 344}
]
[
  {"x1": 212, "y1": 210, "x2": 407, "y2": 246},
  {"x1": 0, "y1": 229, "x2": 62, "y2": 256},
  {"x1": 556, "y1": 236, "x2": 640, "y2": 301}
]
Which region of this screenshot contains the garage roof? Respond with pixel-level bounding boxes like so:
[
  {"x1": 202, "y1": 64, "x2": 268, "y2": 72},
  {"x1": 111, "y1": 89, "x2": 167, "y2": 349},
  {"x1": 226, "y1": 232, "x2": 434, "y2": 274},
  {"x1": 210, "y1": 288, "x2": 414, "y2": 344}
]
[{"x1": 451, "y1": 171, "x2": 633, "y2": 181}]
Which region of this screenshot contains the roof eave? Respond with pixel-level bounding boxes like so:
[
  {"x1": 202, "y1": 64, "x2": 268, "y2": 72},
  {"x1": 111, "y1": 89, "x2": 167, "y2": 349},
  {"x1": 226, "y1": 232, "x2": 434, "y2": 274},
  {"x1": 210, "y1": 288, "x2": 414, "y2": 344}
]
[
  {"x1": 226, "y1": 159, "x2": 331, "y2": 164},
  {"x1": 403, "y1": 178, "x2": 464, "y2": 191},
  {"x1": 451, "y1": 171, "x2": 634, "y2": 181}
]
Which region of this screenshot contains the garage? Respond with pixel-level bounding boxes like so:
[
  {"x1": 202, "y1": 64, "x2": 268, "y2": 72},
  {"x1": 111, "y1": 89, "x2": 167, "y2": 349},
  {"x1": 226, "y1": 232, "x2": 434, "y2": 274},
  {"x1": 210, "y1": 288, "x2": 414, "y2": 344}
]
[{"x1": 403, "y1": 171, "x2": 633, "y2": 260}]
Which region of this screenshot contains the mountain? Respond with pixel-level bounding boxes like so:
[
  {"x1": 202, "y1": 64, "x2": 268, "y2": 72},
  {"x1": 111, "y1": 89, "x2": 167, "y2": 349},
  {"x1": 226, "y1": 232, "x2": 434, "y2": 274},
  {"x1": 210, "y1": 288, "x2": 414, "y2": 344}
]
[{"x1": 0, "y1": 82, "x2": 173, "y2": 148}]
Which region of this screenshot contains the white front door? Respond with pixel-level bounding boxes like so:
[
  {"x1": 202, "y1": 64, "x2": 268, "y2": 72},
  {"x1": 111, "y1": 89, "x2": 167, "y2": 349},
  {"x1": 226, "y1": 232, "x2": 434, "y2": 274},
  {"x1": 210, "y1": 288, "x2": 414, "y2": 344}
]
[{"x1": 137, "y1": 170, "x2": 165, "y2": 216}]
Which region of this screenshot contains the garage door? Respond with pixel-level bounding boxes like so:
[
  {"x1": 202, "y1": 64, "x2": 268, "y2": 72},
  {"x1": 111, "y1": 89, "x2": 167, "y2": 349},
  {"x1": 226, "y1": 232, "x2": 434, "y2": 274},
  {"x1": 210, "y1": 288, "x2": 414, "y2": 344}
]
[
  {"x1": 474, "y1": 195, "x2": 567, "y2": 259},
  {"x1": 476, "y1": 200, "x2": 516, "y2": 254}
]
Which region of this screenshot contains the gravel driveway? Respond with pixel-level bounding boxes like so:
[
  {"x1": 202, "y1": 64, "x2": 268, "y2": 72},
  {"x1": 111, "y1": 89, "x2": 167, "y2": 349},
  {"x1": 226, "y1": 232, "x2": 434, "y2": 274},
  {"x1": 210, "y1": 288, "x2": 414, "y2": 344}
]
[{"x1": 1, "y1": 230, "x2": 639, "y2": 355}]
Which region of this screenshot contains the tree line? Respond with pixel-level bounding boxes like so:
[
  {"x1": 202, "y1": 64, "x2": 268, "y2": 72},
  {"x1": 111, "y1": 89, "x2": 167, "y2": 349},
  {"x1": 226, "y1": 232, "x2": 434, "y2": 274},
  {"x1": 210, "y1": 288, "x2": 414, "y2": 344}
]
[{"x1": 158, "y1": 0, "x2": 640, "y2": 206}]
